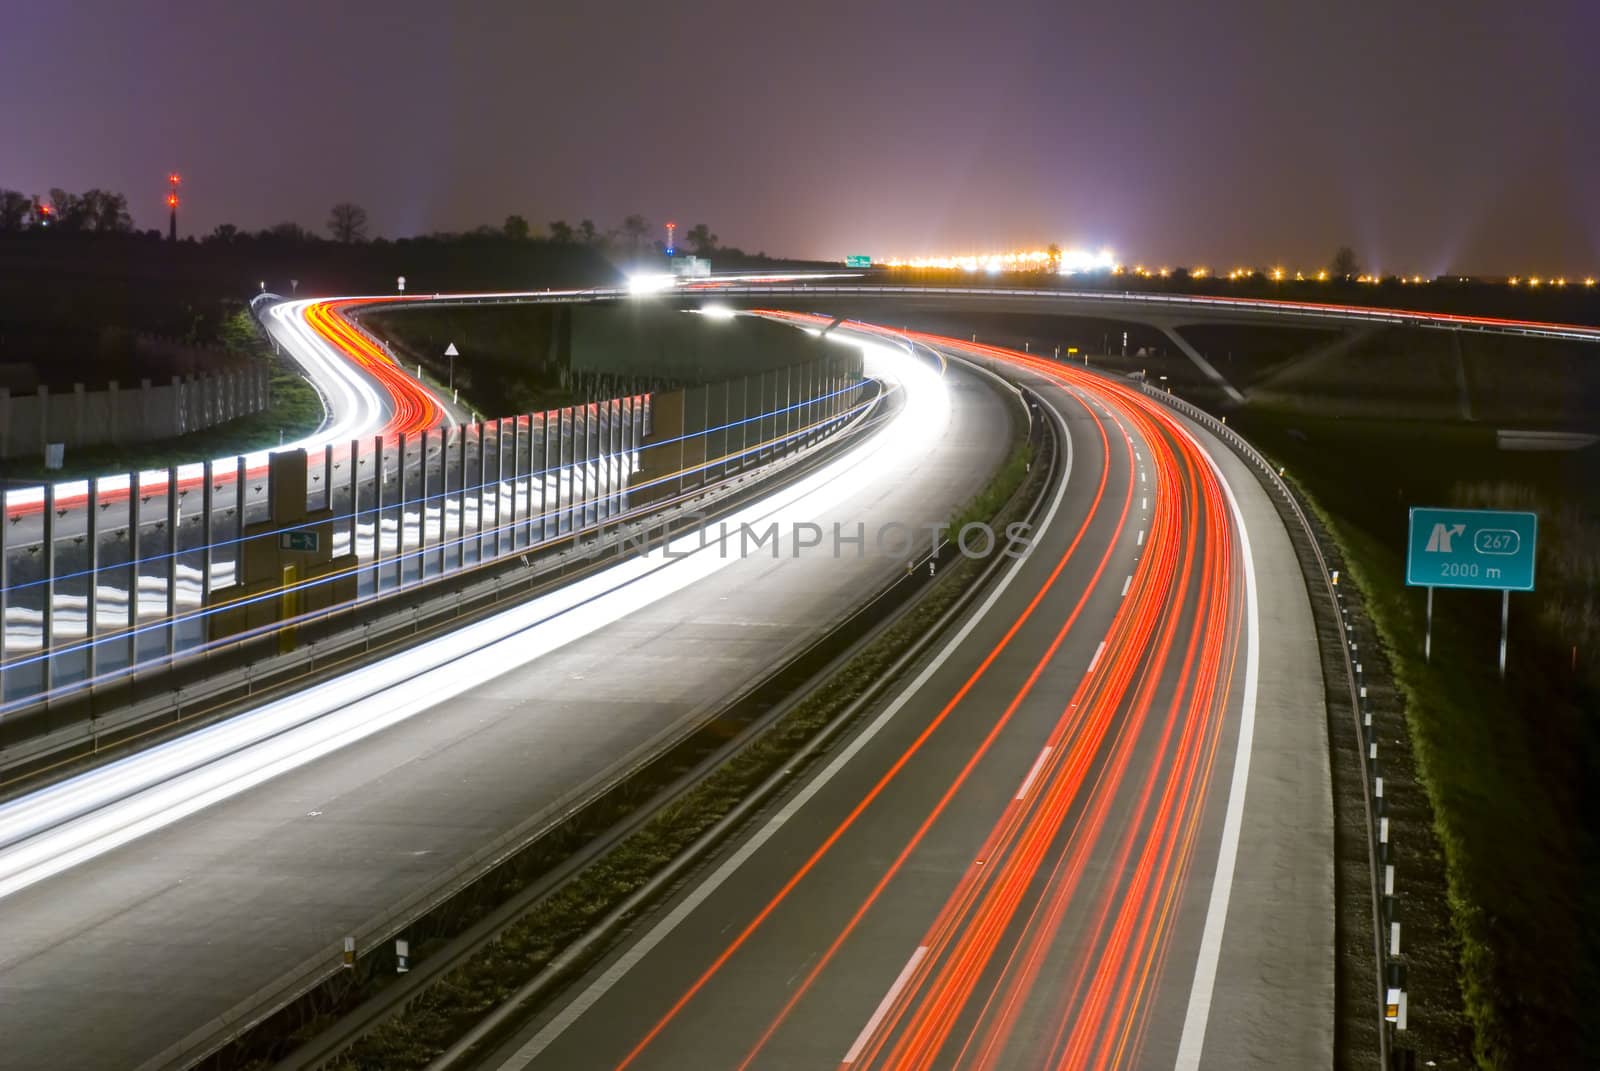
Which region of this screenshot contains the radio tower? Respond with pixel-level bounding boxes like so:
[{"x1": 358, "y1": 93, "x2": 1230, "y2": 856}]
[
  {"x1": 665, "y1": 220, "x2": 676, "y2": 258},
  {"x1": 166, "y1": 172, "x2": 181, "y2": 241}
]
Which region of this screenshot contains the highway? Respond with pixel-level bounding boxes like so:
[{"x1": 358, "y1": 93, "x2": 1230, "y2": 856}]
[
  {"x1": 1, "y1": 290, "x2": 1345, "y2": 1069},
  {"x1": 0, "y1": 335, "x2": 1012, "y2": 1070},
  {"x1": 483, "y1": 328, "x2": 1335, "y2": 1070}
]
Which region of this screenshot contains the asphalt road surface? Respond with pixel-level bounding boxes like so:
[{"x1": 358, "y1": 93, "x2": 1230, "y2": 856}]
[{"x1": 484, "y1": 332, "x2": 1334, "y2": 1071}]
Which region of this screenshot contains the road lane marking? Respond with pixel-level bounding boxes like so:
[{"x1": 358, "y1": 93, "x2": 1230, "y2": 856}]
[
  {"x1": 1015, "y1": 746, "x2": 1055, "y2": 801},
  {"x1": 496, "y1": 386, "x2": 1078, "y2": 1067},
  {"x1": 1174, "y1": 425, "x2": 1262, "y2": 1070},
  {"x1": 1087, "y1": 639, "x2": 1106, "y2": 674},
  {"x1": 1121, "y1": 575, "x2": 1132, "y2": 597},
  {"x1": 1137, "y1": 529, "x2": 1145, "y2": 546},
  {"x1": 842, "y1": 945, "x2": 928, "y2": 1064}
]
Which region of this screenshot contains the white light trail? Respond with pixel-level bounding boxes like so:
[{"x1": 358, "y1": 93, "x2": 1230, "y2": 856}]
[{"x1": 0, "y1": 338, "x2": 947, "y2": 900}]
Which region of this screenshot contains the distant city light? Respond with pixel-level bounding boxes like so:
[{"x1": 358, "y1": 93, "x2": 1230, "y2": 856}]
[
  {"x1": 878, "y1": 246, "x2": 1115, "y2": 275},
  {"x1": 873, "y1": 248, "x2": 1594, "y2": 291}
]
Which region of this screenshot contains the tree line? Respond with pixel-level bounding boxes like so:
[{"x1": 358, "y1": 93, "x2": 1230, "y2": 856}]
[
  {"x1": 0, "y1": 188, "x2": 134, "y2": 233},
  {"x1": 1, "y1": 187, "x2": 747, "y2": 260}
]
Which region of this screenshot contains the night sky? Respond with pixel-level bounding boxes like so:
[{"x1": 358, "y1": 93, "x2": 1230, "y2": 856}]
[{"x1": 4, "y1": 0, "x2": 1594, "y2": 274}]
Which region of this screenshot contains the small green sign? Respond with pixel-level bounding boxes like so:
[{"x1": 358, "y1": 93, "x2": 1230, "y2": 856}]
[
  {"x1": 845, "y1": 254, "x2": 872, "y2": 268},
  {"x1": 279, "y1": 531, "x2": 320, "y2": 552}
]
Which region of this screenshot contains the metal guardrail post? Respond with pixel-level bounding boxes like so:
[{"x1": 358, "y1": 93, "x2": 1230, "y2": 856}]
[
  {"x1": 41, "y1": 484, "x2": 55, "y2": 694},
  {"x1": 453, "y1": 425, "x2": 467, "y2": 570},
  {"x1": 127, "y1": 471, "x2": 140, "y2": 668},
  {"x1": 87, "y1": 477, "x2": 100, "y2": 683},
  {"x1": 476, "y1": 421, "x2": 490, "y2": 561},
  {"x1": 200, "y1": 461, "x2": 213, "y2": 609},
  {"x1": 349, "y1": 438, "x2": 360, "y2": 560},
  {"x1": 541, "y1": 411, "x2": 554, "y2": 545},
  {"x1": 1, "y1": 488, "x2": 8, "y2": 700},
  {"x1": 323, "y1": 443, "x2": 334, "y2": 513},
  {"x1": 371, "y1": 436, "x2": 385, "y2": 594},
  {"x1": 396, "y1": 432, "x2": 410, "y2": 587},
  {"x1": 166, "y1": 465, "x2": 178, "y2": 662},
  {"x1": 420, "y1": 429, "x2": 434, "y2": 579}
]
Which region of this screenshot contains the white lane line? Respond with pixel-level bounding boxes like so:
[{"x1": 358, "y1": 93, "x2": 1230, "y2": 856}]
[
  {"x1": 1137, "y1": 529, "x2": 1145, "y2": 546},
  {"x1": 498, "y1": 388, "x2": 1078, "y2": 1067},
  {"x1": 1142, "y1": 497, "x2": 1148, "y2": 510},
  {"x1": 842, "y1": 945, "x2": 928, "y2": 1064},
  {"x1": 1121, "y1": 575, "x2": 1132, "y2": 597},
  {"x1": 1014, "y1": 746, "x2": 1055, "y2": 801},
  {"x1": 1174, "y1": 424, "x2": 1262, "y2": 1070},
  {"x1": 1087, "y1": 639, "x2": 1107, "y2": 674}
]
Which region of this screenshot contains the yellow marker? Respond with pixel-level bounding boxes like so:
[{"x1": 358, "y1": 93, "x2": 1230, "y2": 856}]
[{"x1": 280, "y1": 564, "x2": 298, "y2": 654}]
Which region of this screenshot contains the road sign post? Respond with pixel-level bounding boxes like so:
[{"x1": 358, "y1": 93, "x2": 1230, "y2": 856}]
[
  {"x1": 444, "y1": 341, "x2": 459, "y2": 393},
  {"x1": 1406, "y1": 507, "x2": 1537, "y2": 678},
  {"x1": 844, "y1": 254, "x2": 872, "y2": 268}
]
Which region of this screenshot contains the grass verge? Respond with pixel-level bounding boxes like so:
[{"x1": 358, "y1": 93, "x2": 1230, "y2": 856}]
[
  {"x1": 3, "y1": 309, "x2": 323, "y2": 485},
  {"x1": 318, "y1": 427, "x2": 1039, "y2": 1070},
  {"x1": 1241, "y1": 408, "x2": 1595, "y2": 1069}
]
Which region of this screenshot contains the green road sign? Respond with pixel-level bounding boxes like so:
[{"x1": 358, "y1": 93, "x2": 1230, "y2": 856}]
[
  {"x1": 845, "y1": 255, "x2": 872, "y2": 268},
  {"x1": 279, "y1": 530, "x2": 320, "y2": 553},
  {"x1": 1406, "y1": 507, "x2": 1536, "y2": 591}
]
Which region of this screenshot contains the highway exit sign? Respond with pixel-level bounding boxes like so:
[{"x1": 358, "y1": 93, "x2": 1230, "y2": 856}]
[
  {"x1": 845, "y1": 255, "x2": 872, "y2": 268},
  {"x1": 1406, "y1": 507, "x2": 1536, "y2": 591},
  {"x1": 279, "y1": 531, "x2": 320, "y2": 553}
]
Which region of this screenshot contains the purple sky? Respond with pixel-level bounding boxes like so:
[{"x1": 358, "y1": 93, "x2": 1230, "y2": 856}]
[{"x1": 3, "y1": 1, "x2": 1595, "y2": 274}]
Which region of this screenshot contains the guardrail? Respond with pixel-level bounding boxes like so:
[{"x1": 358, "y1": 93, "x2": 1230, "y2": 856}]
[
  {"x1": 411, "y1": 283, "x2": 1600, "y2": 344},
  {"x1": 1133, "y1": 381, "x2": 1400, "y2": 1067}
]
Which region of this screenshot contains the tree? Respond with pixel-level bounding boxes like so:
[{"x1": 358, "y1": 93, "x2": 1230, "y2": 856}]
[
  {"x1": 577, "y1": 218, "x2": 598, "y2": 245},
  {"x1": 48, "y1": 188, "x2": 86, "y2": 231},
  {"x1": 79, "y1": 189, "x2": 132, "y2": 233},
  {"x1": 686, "y1": 223, "x2": 718, "y2": 256},
  {"x1": 261, "y1": 221, "x2": 311, "y2": 243},
  {"x1": 1046, "y1": 243, "x2": 1062, "y2": 272},
  {"x1": 0, "y1": 189, "x2": 29, "y2": 231},
  {"x1": 207, "y1": 222, "x2": 240, "y2": 244},
  {"x1": 548, "y1": 219, "x2": 574, "y2": 243},
  {"x1": 327, "y1": 202, "x2": 369, "y2": 243},
  {"x1": 619, "y1": 214, "x2": 651, "y2": 255},
  {"x1": 503, "y1": 214, "x2": 531, "y2": 240},
  {"x1": 1331, "y1": 246, "x2": 1360, "y2": 280}
]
